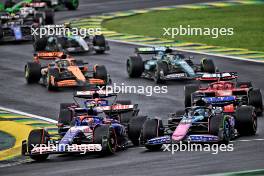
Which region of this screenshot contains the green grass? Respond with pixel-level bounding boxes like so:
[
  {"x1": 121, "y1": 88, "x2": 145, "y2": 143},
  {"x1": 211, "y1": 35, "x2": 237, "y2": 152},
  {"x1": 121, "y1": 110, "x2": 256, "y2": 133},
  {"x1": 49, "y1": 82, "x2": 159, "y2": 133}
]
[{"x1": 103, "y1": 4, "x2": 264, "y2": 52}]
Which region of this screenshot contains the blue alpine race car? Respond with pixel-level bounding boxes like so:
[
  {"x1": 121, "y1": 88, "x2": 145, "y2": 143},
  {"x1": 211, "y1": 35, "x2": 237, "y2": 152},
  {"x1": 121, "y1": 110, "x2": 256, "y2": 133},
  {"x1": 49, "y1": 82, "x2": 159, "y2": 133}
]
[{"x1": 141, "y1": 97, "x2": 257, "y2": 151}]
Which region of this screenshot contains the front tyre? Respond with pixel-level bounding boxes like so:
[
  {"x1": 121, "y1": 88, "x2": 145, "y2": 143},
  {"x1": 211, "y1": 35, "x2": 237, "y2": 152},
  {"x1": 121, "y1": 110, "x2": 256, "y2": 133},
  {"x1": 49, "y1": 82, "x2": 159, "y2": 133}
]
[
  {"x1": 127, "y1": 56, "x2": 144, "y2": 78},
  {"x1": 94, "y1": 125, "x2": 117, "y2": 155},
  {"x1": 28, "y1": 129, "x2": 49, "y2": 161},
  {"x1": 25, "y1": 62, "x2": 41, "y2": 84},
  {"x1": 142, "y1": 119, "x2": 164, "y2": 150}
]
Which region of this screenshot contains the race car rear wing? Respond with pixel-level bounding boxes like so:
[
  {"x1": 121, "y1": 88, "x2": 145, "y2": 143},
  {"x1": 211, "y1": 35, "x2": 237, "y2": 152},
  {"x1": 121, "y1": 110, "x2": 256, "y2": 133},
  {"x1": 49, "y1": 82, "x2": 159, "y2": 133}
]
[
  {"x1": 74, "y1": 90, "x2": 117, "y2": 99},
  {"x1": 34, "y1": 52, "x2": 66, "y2": 61},
  {"x1": 135, "y1": 47, "x2": 172, "y2": 54},
  {"x1": 197, "y1": 72, "x2": 238, "y2": 81}
]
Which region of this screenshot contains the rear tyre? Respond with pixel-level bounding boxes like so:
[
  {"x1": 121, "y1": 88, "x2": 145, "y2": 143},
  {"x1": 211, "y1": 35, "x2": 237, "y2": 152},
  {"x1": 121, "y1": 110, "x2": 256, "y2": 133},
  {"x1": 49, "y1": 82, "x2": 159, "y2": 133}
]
[
  {"x1": 184, "y1": 84, "x2": 199, "y2": 108},
  {"x1": 116, "y1": 100, "x2": 133, "y2": 124},
  {"x1": 44, "y1": 10, "x2": 54, "y2": 25},
  {"x1": 236, "y1": 106, "x2": 257, "y2": 135},
  {"x1": 142, "y1": 119, "x2": 164, "y2": 150},
  {"x1": 58, "y1": 103, "x2": 74, "y2": 135},
  {"x1": 94, "y1": 65, "x2": 108, "y2": 82},
  {"x1": 127, "y1": 116, "x2": 147, "y2": 146},
  {"x1": 28, "y1": 129, "x2": 49, "y2": 161},
  {"x1": 248, "y1": 89, "x2": 263, "y2": 116},
  {"x1": 201, "y1": 58, "x2": 216, "y2": 73},
  {"x1": 46, "y1": 68, "x2": 59, "y2": 91},
  {"x1": 34, "y1": 37, "x2": 47, "y2": 52},
  {"x1": 127, "y1": 56, "x2": 144, "y2": 78},
  {"x1": 64, "y1": 0, "x2": 79, "y2": 10},
  {"x1": 93, "y1": 35, "x2": 106, "y2": 54},
  {"x1": 94, "y1": 125, "x2": 117, "y2": 155},
  {"x1": 0, "y1": 26, "x2": 3, "y2": 39},
  {"x1": 25, "y1": 62, "x2": 41, "y2": 84}
]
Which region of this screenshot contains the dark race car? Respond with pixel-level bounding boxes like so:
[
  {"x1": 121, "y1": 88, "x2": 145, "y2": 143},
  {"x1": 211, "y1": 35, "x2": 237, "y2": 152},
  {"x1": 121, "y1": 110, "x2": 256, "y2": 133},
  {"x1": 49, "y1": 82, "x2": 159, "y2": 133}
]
[
  {"x1": 16, "y1": 2, "x2": 54, "y2": 24},
  {"x1": 3, "y1": 0, "x2": 79, "y2": 12},
  {"x1": 33, "y1": 26, "x2": 110, "y2": 54},
  {"x1": 141, "y1": 103, "x2": 257, "y2": 151},
  {"x1": 22, "y1": 90, "x2": 147, "y2": 161},
  {"x1": 126, "y1": 47, "x2": 217, "y2": 84},
  {"x1": 24, "y1": 51, "x2": 111, "y2": 90},
  {"x1": 0, "y1": 13, "x2": 32, "y2": 42},
  {"x1": 184, "y1": 74, "x2": 263, "y2": 115}
]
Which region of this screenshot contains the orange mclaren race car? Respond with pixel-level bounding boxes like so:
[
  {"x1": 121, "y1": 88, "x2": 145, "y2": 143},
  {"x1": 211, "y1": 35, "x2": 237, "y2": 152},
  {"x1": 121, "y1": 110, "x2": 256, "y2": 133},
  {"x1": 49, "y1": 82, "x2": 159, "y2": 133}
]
[{"x1": 24, "y1": 52, "x2": 110, "y2": 90}]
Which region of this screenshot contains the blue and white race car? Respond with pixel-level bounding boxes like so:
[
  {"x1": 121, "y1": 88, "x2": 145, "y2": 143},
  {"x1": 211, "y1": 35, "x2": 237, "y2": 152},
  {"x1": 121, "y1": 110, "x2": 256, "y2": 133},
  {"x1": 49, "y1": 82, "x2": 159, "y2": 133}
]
[
  {"x1": 0, "y1": 13, "x2": 32, "y2": 43},
  {"x1": 22, "y1": 90, "x2": 147, "y2": 161},
  {"x1": 127, "y1": 47, "x2": 217, "y2": 84}
]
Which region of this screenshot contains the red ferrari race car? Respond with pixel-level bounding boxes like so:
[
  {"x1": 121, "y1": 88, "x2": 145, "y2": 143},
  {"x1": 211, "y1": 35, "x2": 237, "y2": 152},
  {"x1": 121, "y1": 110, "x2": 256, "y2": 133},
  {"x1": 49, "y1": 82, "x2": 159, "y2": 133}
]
[
  {"x1": 184, "y1": 72, "x2": 263, "y2": 116},
  {"x1": 24, "y1": 51, "x2": 111, "y2": 90}
]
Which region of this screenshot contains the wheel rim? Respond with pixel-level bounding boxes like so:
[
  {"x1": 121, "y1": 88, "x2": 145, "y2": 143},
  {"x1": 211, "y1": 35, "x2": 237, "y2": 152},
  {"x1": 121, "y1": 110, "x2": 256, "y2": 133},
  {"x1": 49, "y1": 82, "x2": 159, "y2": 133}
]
[
  {"x1": 223, "y1": 120, "x2": 230, "y2": 141},
  {"x1": 127, "y1": 61, "x2": 131, "y2": 73},
  {"x1": 108, "y1": 130, "x2": 116, "y2": 153},
  {"x1": 252, "y1": 112, "x2": 257, "y2": 132},
  {"x1": 25, "y1": 67, "x2": 29, "y2": 78}
]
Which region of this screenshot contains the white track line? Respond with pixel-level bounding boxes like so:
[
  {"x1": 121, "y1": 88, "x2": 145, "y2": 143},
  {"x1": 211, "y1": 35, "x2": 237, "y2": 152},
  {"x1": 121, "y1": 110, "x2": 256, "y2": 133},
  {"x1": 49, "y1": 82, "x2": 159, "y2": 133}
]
[
  {"x1": 108, "y1": 39, "x2": 264, "y2": 64},
  {"x1": 0, "y1": 106, "x2": 57, "y2": 124}
]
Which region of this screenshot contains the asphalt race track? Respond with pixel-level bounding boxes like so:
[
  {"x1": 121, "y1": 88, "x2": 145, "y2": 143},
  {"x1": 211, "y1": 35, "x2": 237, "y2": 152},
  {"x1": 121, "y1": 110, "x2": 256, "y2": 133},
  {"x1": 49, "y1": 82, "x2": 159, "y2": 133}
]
[{"x1": 0, "y1": 0, "x2": 263, "y2": 175}]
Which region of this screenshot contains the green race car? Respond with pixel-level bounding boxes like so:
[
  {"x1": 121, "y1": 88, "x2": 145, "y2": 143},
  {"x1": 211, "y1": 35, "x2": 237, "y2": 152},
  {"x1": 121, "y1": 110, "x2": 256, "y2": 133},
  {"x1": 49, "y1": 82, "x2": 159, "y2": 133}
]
[{"x1": 1, "y1": 0, "x2": 79, "y2": 13}]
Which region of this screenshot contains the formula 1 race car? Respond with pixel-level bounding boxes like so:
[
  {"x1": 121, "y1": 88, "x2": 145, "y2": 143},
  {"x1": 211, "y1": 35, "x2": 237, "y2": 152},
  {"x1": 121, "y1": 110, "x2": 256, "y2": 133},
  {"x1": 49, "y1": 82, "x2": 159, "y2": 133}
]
[
  {"x1": 24, "y1": 52, "x2": 111, "y2": 90},
  {"x1": 22, "y1": 90, "x2": 147, "y2": 161},
  {"x1": 141, "y1": 103, "x2": 257, "y2": 151},
  {"x1": 0, "y1": 13, "x2": 32, "y2": 42},
  {"x1": 127, "y1": 47, "x2": 216, "y2": 84},
  {"x1": 33, "y1": 29, "x2": 110, "y2": 54},
  {"x1": 184, "y1": 73, "x2": 263, "y2": 115},
  {"x1": 16, "y1": 2, "x2": 54, "y2": 24},
  {"x1": 3, "y1": 0, "x2": 78, "y2": 13}
]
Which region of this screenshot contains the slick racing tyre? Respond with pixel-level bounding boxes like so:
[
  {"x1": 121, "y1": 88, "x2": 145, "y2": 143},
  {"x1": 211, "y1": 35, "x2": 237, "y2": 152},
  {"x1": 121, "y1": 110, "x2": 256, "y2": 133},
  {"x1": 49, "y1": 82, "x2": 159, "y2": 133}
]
[
  {"x1": 94, "y1": 65, "x2": 108, "y2": 82},
  {"x1": 127, "y1": 56, "x2": 144, "y2": 78},
  {"x1": 127, "y1": 116, "x2": 147, "y2": 146},
  {"x1": 93, "y1": 35, "x2": 106, "y2": 54},
  {"x1": 44, "y1": 9, "x2": 54, "y2": 25},
  {"x1": 58, "y1": 103, "x2": 74, "y2": 135},
  {"x1": 142, "y1": 118, "x2": 164, "y2": 150},
  {"x1": 154, "y1": 61, "x2": 168, "y2": 84},
  {"x1": 209, "y1": 114, "x2": 231, "y2": 144},
  {"x1": 25, "y1": 62, "x2": 41, "y2": 84},
  {"x1": 34, "y1": 37, "x2": 48, "y2": 51},
  {"x1": 248, "y1": 89, "x2": 263, "y2": 116},
  {"x1": 94, "y1": 125, "x2": 117, "y2": 155},
  {"x1": 0, "y1": 26, "x2": 3, "y2": 39},
  {"x1": 184, "y1": 84, "x2": 199, "y2": 108},
  {"x1": 116, "y1": 100, "x2": 133, "y2": 124},
  {"x1": 46, "y1": 68, "x2": 59, "y2": 91},
  {"x1": 28, "y1": 129, "x2": 49, "y2": 161},
  {"x1": 64, "y1": 0, "x2": 79, "y2": 10},
  {"x1": 200, "y1": 58, "x2": 216, "y2": 73},
  {"x1": 236, "y1": 106, "x2": 257, "y2": 135}
]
